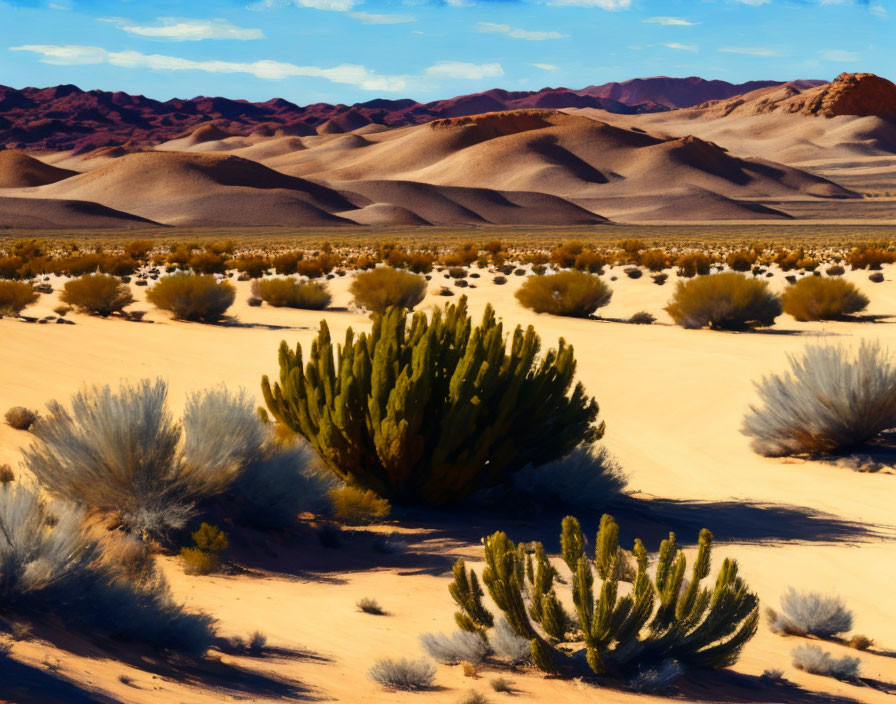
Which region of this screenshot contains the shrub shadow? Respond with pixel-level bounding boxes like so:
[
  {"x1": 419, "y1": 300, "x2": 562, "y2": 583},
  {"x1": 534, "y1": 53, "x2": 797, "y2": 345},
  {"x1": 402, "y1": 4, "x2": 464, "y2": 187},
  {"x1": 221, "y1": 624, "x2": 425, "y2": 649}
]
[
  {"x1": 677, "y1": 669, "x2": 868, "y2": 704},
  {"x1": 0, "y1": 656, "x2": 123, "y2": 704},
  {"x1": 22, "y1": 625, "x2": 320, "y2": 702},
  {"x1": 229, "y1": 490, "x2": 893, "y2": 584}
]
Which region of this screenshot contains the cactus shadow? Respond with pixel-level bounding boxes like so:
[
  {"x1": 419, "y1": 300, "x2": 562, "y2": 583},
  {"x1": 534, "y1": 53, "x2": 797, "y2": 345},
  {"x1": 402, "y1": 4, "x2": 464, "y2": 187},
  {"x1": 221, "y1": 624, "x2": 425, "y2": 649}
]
[
  {"x1": 608, "y1": 495, "x2": 891, "y2": 548},
  {"x1": 677, "y1": 669, "x2": 869, "y2": 704}
]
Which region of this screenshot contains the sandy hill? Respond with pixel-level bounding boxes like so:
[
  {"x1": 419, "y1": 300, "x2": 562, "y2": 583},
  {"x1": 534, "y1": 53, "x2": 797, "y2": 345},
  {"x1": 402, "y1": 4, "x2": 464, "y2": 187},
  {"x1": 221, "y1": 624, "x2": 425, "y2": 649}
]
[
  {"x1": 0, "y1": 149, "x2": 77, "y2": 187},
  {"x1": 690, "y1": 73, "x2": 896, "y2": 120},
  {"x1": 20, "y1": 151, "x2": 357, "y2": 227},
  {"x1": 226, "y1": 110, "x2": 855, "y2": 222},
  {"x1": 0, "y1": 195, "x2": 159, "y2": 228}
]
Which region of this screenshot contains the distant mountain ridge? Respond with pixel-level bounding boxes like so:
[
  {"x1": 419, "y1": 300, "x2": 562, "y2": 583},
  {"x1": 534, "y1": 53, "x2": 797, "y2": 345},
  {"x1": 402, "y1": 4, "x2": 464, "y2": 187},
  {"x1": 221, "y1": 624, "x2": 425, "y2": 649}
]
[{"x1": 0, "y1": 76, "x2": 805, "y2": 153}]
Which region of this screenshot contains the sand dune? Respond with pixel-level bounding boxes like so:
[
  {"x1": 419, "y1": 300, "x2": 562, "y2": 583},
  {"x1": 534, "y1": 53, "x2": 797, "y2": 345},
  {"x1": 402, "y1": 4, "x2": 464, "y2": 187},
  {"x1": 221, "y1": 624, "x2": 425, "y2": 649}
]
[
  {"x1": 21, "y1": 151, "x2": 356, "y2": 226},
  {"x1": 0, "y1": 149, "x2": 77, "y2": 187},
  {"x1": 0, "y1": 195, "x2": 160, "y2": 228},
  {"x1": 336, "y1": 178, "x2": 607, "y2": 225}
]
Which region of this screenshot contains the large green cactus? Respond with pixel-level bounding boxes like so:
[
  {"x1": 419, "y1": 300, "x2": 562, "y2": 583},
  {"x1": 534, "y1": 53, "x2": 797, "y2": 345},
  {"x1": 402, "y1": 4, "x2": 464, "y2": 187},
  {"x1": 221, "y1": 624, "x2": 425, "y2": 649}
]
[
  {"x1": 449, "y1": 514, "x2": 759, "y2": 677},
  {"x1": 261, "y1": 297, "x2": 602, "y2": 504}
]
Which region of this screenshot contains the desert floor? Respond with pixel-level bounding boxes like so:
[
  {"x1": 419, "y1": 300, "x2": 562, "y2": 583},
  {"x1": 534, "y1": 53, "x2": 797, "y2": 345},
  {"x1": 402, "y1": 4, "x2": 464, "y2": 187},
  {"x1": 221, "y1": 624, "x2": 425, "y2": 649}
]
[{"x1": 2, "y1": 263, "x2": 895, "y2": 704}]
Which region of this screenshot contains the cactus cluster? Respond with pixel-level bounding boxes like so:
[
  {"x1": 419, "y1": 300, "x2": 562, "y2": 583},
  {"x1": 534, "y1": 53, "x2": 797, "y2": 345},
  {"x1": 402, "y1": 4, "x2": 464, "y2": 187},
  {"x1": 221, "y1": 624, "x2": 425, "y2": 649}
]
[
  {"x1": 262, "y1": 297, "x2": 602, "y2": 504},
  {"x1": 450, "y1": 514, "x2": 759, "y2": 677}
]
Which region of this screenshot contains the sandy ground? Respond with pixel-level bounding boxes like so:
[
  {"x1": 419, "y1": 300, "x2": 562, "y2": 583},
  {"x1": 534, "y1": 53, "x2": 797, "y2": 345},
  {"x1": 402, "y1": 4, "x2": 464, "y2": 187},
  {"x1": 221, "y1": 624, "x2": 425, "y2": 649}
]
[{"x1": 2, "y1": 264, "x2": 896, "y2": 704}]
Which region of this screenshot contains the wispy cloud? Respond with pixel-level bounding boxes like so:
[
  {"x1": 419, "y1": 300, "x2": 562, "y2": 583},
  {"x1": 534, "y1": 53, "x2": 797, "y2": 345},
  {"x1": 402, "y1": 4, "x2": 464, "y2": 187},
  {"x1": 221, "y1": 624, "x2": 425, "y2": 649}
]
[
  {"x1": 475, "y1": 21, "x2": 568, "y2": 40},
  {"x1": 819, "y1": 48, "x2": 860, "y2": 61},
  {"x1": 348, "y1": 11, "x2": 416, "y2": 23},
  {"x1": 424, "y1": 60, "x2": 503, "y2": 79},
  {"x1": 644, "y1": 16, "x2": 696, "y2": 26},
  {"x1": 10, "y1": 44, "x2": 504, "y2": 90},
  {"x1": 664, "y1": 42, "x2": 698, "y2": 52},
  {"x1": 545, "y1": 0, "x2": 630, "y2": 9},
  {"x1": 532, "y1": 63, "x2": 557, "y2": 70},
  {"x1": 718, "y1": 46, "x2": 779, "y2": 57},
  {"x1": 100, "y1": 18, "x2": 264, "y2": 41}
]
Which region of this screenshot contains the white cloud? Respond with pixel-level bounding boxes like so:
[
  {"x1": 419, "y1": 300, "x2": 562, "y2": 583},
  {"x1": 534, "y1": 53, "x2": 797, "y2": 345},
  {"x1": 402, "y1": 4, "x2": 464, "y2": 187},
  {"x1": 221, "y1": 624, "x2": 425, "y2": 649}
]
[
  {"x1": 532, "y1": 63, "x2": 557, "y2": 70},
  {"x1": 293, "y1": 0, "x2": 362, "y2": 9},
  {"x1": 664, "y1": 42, "x2": 697, "y2": 52},
  {"x1": 870, "y1": 4, "x2": 887, "y2": 18},
  {"x1": 425, "y1": 61, "x2": 504, "y2": 79},
  {"x1": 475, "y1": 22, "x2": 568, "y2": 40},
  {"x1": 10, "y1": 45, "x2": 505, "y2": 91},
  {"x1": 819, "y1": 49, "x2": 860, "y2": 61},
  {"x1": 734, "y1": 0, "x2": 771, "y2": 5},
  {"x1": 101, "y1": 18, "x2": 264, "y2": 41},
  {"x1": 718, "y1": 46, "x2": 779, "y2": 57},
  {"x1": 348, "y1": 11, "x2": 416, "y2": 24},
  {"x1": 546, "y1": 0, "x2": 630, "y2": 8},
  {"x1": 644, "y1": 16, "x2": 696, "y2": 26}
]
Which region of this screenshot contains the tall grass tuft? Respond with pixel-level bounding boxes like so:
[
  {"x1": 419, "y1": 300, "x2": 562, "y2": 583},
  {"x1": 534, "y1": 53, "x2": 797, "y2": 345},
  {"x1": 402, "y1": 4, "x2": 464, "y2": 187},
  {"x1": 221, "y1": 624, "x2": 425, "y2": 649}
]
[
  {"x1": 0, "y1": 484, "x2": 215, "y2": 654},
  {"x1": 742, "y1": 341, "x2": 896, "y2": 456}
]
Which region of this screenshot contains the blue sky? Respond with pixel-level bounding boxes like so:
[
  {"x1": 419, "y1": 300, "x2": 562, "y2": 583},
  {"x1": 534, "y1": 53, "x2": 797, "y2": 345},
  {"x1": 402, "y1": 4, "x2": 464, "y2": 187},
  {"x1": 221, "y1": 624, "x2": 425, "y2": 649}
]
[{"x1": 0, "y1": 0, "x2": 890, "y2": 105}]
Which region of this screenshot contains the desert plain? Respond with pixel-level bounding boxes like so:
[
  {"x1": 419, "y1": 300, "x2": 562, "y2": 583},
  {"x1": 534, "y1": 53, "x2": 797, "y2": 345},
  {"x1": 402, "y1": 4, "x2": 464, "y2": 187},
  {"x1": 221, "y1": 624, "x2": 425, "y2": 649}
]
[{"x1": 2, "y1": 255, "x2": 896, "y2": 704}]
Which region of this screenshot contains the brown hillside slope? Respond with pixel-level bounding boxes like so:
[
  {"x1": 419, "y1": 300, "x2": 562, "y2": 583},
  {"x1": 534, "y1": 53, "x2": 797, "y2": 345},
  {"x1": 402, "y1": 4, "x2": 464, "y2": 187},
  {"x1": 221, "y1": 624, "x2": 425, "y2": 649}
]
[
  {"x1": 29, "y1": 152, "x2": 356, "y2": 226},
  {"x1": 0, "y1": 149, "x2": 77, "y2": 187},
  {"x1": 0, "y1": 196, "x2": 160, "y2": 228}
]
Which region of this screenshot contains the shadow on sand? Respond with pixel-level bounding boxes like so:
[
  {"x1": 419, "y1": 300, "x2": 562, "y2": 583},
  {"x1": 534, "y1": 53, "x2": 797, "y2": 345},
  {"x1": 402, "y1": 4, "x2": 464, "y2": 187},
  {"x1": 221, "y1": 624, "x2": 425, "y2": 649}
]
[{"x1": 0, "y1": 656, "x2": 123, "y2": 704}]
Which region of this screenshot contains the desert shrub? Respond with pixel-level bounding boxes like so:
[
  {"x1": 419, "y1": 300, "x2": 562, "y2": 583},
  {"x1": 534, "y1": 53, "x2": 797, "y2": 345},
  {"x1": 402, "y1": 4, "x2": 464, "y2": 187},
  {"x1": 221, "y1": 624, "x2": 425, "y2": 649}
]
[
  {"x1": 512, "y1": 445, "x2": 626, "y2": 511},
  {"x1": 550, "y1": 242, "x2": 584, "y2": 269},
  {"x1": 180, "y1": 523, "x2": 228, "y2": 576},
  {"x1": 826, "y1": 265, "x2": 845, "y2": 276},
  {"x1": 369, "y1": 657, "x2": 436, "y2": 690},
  {"x1": 60, "y1": 274, "x2": 134, "y2": 316},
  {"x1": 624, "y1": 267, "x2": 642, "y2": 279},
  {"x1": 297, "y1": 254, "x2": 336, "y2": 279},
  {"x1": 665, "y1": 273, "x2": 781, "y2": 330},
  {"x1": 675, "y1": 253, "x2": 712, "y2": 277},
  {"x1": 461, "y1": 661, "x2": 478, "y2": 677},
  {"x1": 179, "y1": 547, "x2": 219, "y2": 576},
  {"x1": 406, "y1": 252, "x2": 434, "y2": 274},
  {"x1": 358, "y1": 597, "x2": 385, "y2": 615},
  {"x1": 628, "y1": 311, "x2": 655, "y2": 324},
  {"x1": 781, "y1": 277, "x2": 869, "y2": 321},
  {"x1": 448, "y1": 266, "x2": 467, "y2": 279},
  {"x1": 766, "y1": 589, "x2": 853, "y2": 637},
  {"x1": 420, "y1": 630, "x2": 490, "y2": 665},
  {"x1": 53, "y1": 305, "x2": 71, "y2": 317},
  {"x1": 490, "y1": 677, "x2": 512, "y2": 692},
  {"x1": 188, "y1": 250, "x2": 227, "y2": 275},
  {"x1": 450, "y1": 514, "x2": 758, "y2": 676},
  {"x1": 488, "y1": 618, "x2": 531, "y2": 666},
  {"x1": 227, "y1": 441, "x2": 334, "y2": 530},
  {"x1": 629, "y1": 660, "x2": 683, "y2": 693},
  {"x1": 515, "y1": 270, "x2": 612, "y2": 317},
  {"x1": 651, "y1": 273, "x2": 668, "y2": 286},
  {"x1": 329, "y1": 485, "x2": 390, "y2": 525},
  {"x1": 761, "y1": 668, "x2": 786, "y2": 682},
  {"x1": 5, "y1": 406, "x2": 37, "y2": 431},
  {"x1": 848, "y1": 245, "x2": 896, "y2": 270},
  {"x1": 147, "y1": 274, "x2": 235, "y2": 322},
  {"x1": 349, "y1": 266, "x2": 426, "y2": 313},
  {"x1": 0, "y1": 464, "x2": 14, "y2": 484},
  {"x1": 460, "y1": 691, "x2": 488, "y2": 704},
  {"x1": 252, "y1": 278, "x2": 331, "y2": 310},
  {"x1": 0, "y1": 484, "x2": 215, "y2": 654},
  {"x1": 573, "y1": 251, "x2": 607, "y2": 274},
  {"x1": 22, "y1": 380, "x2": 264, "y2": 539},
  {"x1": 263, "y1": 297, "x2": 602, "y2": 505},
  {"x1": 272, "y1": 251, "x2": 302, "y2": 275},
  {"x1": 848, "y1": 635, "x2": 873, "y2": 651},
  {"x1": 742, "y1": 341, "x2": 896, "y2": 456},
  {"x1": 0, "y1": 281, "x2": 38, "y2": 317},
  {"x1": 640, "y1": 250, "x2": 668, "y2": 272},
  {"x1": 231, "y1": 255, "x2": 270, "y2": 279},
  {"x1": 791, "y1": 645, "x2": 860, "y2": 680},
  {"x1": 726, "y1": 250, "x2": 757, "y2": 272}
]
